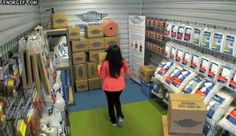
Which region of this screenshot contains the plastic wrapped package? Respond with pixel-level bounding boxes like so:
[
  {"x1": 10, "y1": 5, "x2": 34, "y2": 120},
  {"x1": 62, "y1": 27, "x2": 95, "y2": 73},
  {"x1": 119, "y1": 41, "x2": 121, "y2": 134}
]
[
  {"x1": 165, "y1": 66, "x2": 183, "y2": 85},
  {"x1": 211, "y1": 31, "x2": 224, "y2": 52},
  {"x1": 176, "y1": 24, "x2": 185, "y2": 41},
  {"x1": 203, "y1": 121, "x2": 214, "y2": 136},
  {"x1": 181, "y1": 51, "x2": 192, "y2": 67},
  {"x1": 18, "y1": 37, "x2": 27, "y2": 52},
  {"x1": 218, "y1": 66, "x2": 233, "y2": 85},
  {"x1": 170, "y1": 46, "x2": 177, "y2": 60},
  {"x1": 223, "y1": 33, "x2": 236, "y2": 56},
  {"x1": 184, "y1": 25, "x2": 193, "y2": 43},
  {"x1": 190, "y1": 53, "x2": 201, "y2": 72},
  {"x1": 206, "y1": 91, "x2": 234, "y2": 126},
  {"x1": 199, "y1": 56, "x2": 211, "y2": 76},
  {"x1": 218, "y1": 107, "x2": 236, "y2": 135},
  {"x1": 171, "y1": 23, "x2": 178, "y2": 39},
  {"x1": 229, "y1": 70, "x2": 236, "y2": 90},
  {"x1": 54, "y1": 92, "x2": 66, "y2": 112},
  {"x1": 201, "y1": 28, "x2": 213, "y2": 49},
  {"x1": 175, "y1": 49, "x2": 184, "y2": 63},
  {"x1": 182, "y1": 76, "x2": 204, "y2": 94},
  {"x1": 154, "y1": 61, "x2": 176, "y2": 83},
  {"x1": 193, "y1": 27, "x2": 203, "y2": 46},
  {"x1": 164, "y1": 42, "x2": 172, "y2": 58},
  {"x1": 168, "y1": 68, "x2": 196, "y2": 94},
  {"x1": 195, "y1": 79, "x2": 221, "y2": 105},
  {"x1": 207, "y1": 60, "x2": 221, "y2": 81},
  {"x1": 165, "y1": 21, "x2": 172, "y2": 37}
]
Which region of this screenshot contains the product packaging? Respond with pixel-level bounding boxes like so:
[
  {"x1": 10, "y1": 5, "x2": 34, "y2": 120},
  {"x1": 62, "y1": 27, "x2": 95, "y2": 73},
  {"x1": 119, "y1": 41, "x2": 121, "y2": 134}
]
[
  {"x1": 88, "y1": 77, "x2": 101, "y2": 90},
  {"x1": 76, "y1": 80, "x2": 88, "y2": 92},
  {"x1": 203, "y1": 121, "x2": 214, "y2": 136},
  {"x1": 176, "y1": 24, "x2": 185, "y2": 41},
  {"x1": 88, "y1": 37, "x2": 105, "y2": 50},
  {"x1": 184, "y1": 26, "x2": 193, "y2": 43},
  {"x1": 199, "y1": 57, "x2": 211, "y2": 76},
  {"x1": 190, "y1": 54, "x2": 201, "y2": 71},
  {"x1": 170, "y1": 47, "x2": 177, "y2": 60},
  {"x1": 104, "y1": 36, "x2": 119, "y2": 49},
  {"x1": 181, "y1": 51, "x2": 192, "y2": 67},
  {"x1": 210, "y1": 31, "x2": 224, "y2": 52},
  {"x1": 71, "y1": 38, "x2": 89, "y2": 52},
  {"x1": 51, "y1": 13, "x2": 68, "y2": 29},
  {"x1": 192, "y1": 27, "x2": 202, "y2": 46},
  {"x1": 218, "y1": 107, "x2": 236, "y2": 135},
  {"x1": 195, "y1": 79, "x2": 221, "y2": 105},
  {"x1": 229, "y1": 70, "x2": 236, "y2": 90},
  {"x1": 164, "y1": 42, "x2": 173, "y2": 58},
  {"x1": 139, "y1": 65, "x2": 156, "y2": 83},
  {"x1": 223, "y1": 34, "x2": 236, "y2": 56},
  {"x1": 165, "y1": 22, "x2": 172, "y2": 37},
  {"x1": 183, "y1": 76, "x2": 204, "y2": 94},
  {"x1": 201, "y1": 28, "x2": 213, "y2": 48},
  {"x1": 217, "y1": 65, "x2": 233, "y2": 85},
  {"x1": 85, "y1": 24, "x2": 104, "y2": 38},
  {"x1": 74, "y1": 64, "x2": 87, "y2": 80},
  {"x1": 207, "y1": 60, "x2": 221, "y2": 81},
  {"x1": 168, "y1": 94, "x2": 207, "y2": 134},
  {"x1": 89, "y1": 50, "x2": 105, "y2": 62},
  {"x1": 68, "y1": 25, "x2": 80, "y2": 40},
  {"x1": 73, "y1": 52, "x2": 86, "y2": 65},
  {"x1": 165, "y1": 66, "x2": 183, "y2": 85},
  {"x1": 175, "y1": 49, "x2": 184, "y2": 63},
  {"x1": 206, "y1": 91, "x2": 233, "y2": 126},
  {"x1": 87, "y1": 62, "x2": 98, "y2": 78},
  {"x1": 154, "y1": 61, "x2": 176, "y2": 83},
  {"x1": 171, "y1": 23, "x2": 178, "y2": 39}
]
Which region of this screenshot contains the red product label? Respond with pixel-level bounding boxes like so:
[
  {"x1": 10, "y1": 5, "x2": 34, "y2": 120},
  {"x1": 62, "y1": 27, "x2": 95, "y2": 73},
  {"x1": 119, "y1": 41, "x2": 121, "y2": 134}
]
[
  {"x1": 160, "y1": 68, "x2": 167, "y2": 74},
  {"x1": 191, "y1": 62, "x2": 197, "y2": 68},
  {"x1": 218, "y1": 75, "x2": 227, "y2": 82},
  {"x1": 208, "y1": 71, "x2": 215, "y2": 78},
  {"x1": 230, "y1": 80, "x2": 236, "y2": 87},
  {"x1": 176, "y1": 56, "x2": 180, "y2": 61},
  {"x1": 182, "y1": 59, "x2": 188, "y2": 64},
  {"x1": 229, "y1": 110, "x2": 236, "y2": 120},
  {"x1": 166, "y1": 76, "x2": 174, "y2": 83},
  {"x1": 177, "y1": 33, "x2": 183, "y2": 39},
  {"x1": 171, "y1": 32, "x2": 176, "y2": 38},
  {"x1": 200, "y1": 66, "x2": 206, "y2": 73},
  {"x1": 165, "y1": 31, "x2": 170, "y2": 36},
  {"x1": 173, "y1": 78, "x2": 181, "y2": 85},
  {"x1": 184, "y1": 34, "x2": 191, "y2": 41},
  {"x1": 195, "y1": 90, "x2": 206, "y2": 98}
]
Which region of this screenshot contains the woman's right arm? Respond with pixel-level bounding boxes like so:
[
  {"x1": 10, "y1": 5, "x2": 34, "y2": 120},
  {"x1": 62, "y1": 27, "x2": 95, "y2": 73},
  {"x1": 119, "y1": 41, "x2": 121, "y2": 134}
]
[
  {"x1": 98, "y1": 61, "x2": 107, "y2": 80},
  {"x1": 123, "y1": 61, "x2": 130, "y2": 77}
]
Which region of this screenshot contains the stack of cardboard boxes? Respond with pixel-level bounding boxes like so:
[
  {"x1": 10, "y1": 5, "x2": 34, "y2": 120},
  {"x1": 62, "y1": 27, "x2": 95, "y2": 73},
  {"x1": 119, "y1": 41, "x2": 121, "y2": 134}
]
[{"x1": 162, "y1": 94, "x2": 207, "y2": 136}]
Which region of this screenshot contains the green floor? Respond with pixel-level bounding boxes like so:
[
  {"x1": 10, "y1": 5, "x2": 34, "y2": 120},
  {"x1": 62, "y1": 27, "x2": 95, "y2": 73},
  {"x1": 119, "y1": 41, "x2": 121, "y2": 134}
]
[{"x1": 69, "y1": 99, "x2": 167, "y2": 136}]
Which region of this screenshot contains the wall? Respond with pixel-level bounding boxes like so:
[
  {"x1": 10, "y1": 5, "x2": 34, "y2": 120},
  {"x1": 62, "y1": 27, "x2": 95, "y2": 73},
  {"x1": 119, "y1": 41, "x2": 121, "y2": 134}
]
[
  {"x1": 0, "y1": 5, "x2": 40, "y2": 46},
  {"x1": 40, "y1": 0, "x2": 142, "y2": 61},
  {"x1": 142, "y1": 0, "x2": 236, "y2": 29}
]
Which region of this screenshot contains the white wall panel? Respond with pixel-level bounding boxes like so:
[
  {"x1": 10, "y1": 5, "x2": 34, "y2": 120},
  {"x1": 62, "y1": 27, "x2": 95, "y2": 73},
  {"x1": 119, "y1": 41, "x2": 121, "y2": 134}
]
[
  {"x1": 142, "y1": 0, "x2": 236, "y2": 29},
  {"x1": 40, "y1": 0, "x2": 142, "y2": 60},
  {"x1": 0, "y1": 5, "x2": 40, "y2": 46}
]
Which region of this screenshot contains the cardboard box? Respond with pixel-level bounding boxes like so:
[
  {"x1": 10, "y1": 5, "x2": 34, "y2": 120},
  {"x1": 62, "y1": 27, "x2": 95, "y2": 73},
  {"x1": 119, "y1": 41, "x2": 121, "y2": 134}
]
[
  {"x1": 71, "y1": 38, "x2": 88, "y2": 52},
  {"x1": 104, "y1": 36, "x2": 120, "y2": 49},
  {"x1": 162, "y1": 116, "x2": 202, "y2": 136},
  {"x1": 96, "y1": 52, "x2": 107, "y2": 65},
  {"x1": 88, "y1": 77, "x2": 101, "y2": 90},
  {"x1": 68, "y1": 26, "x2": 80, "y2": 40},
  {"x1": 85, "y1": 24, "x2": 104, "y2": 38},
  {"x1": 88, "y1": 38, "x2": 105, "y2": 50},
  {"x1": 73, "y1": 52, "x2": 86, "y2": 65},
  {"x1": 76, "y1": 80, "x2": 88, "y2": 92},
  {"x1": 139, "y1": 65, "x2": 156, "y2": 82},
  {"x1": 51, "y1": 13, "x2": 68, "y2": 29},
  {"x1": 87, "y1": 62, "x2": 98, "y2": 78},
  {"x1": 74, "y1": 64, "x2": 87, "y2": 80},
  {"x1": 89, "y1": 50, "x2": 105, "y2": 62},
  {"x1": 168, "y1": 94, "x2": 207, "y2": 134}
]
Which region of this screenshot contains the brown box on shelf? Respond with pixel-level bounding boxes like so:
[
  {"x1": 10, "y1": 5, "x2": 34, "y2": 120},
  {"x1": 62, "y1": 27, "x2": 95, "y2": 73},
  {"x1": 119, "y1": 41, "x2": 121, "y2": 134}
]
[
  {"x1": 76, "y1": 80, "x2": 88, "y2": 92},
  {"x1": 85, "y1": 24, "x2": 104, "y2": 38},
  {"x1": 88, "y1": 77, "x2": 101, "y2": 90},
  {"x1": 74, "y1": 64, "x2": 87, "y2": 80},
  {"x1": 89, "y1": 50, "x2": 105, "y2": 62},
  {"x1": 104, "y1": 36, "x2": 119, "y2": 49},
  {"x1": 168, "y1": 94, "x2": 207, "y2": 134},
  {"x1": 96, "y1": 52, "x2": 107, "y2": 65},
  {"x1": 139, "y1": 65, "x2": 156, "y2": 82},
  {"x1": 162, "y1": 115, "x2": 202, "y2": 136},
  {"x1": 88, "y1": 38, "x2": 105, "y2": 50},
  {"x1": 73, "y1": 52, "x2": 86, "y2": 65},
  {"x1": 87, "y1": 62, "x2": 98, "y2": 78},
  {"x1": 71, "y1": 38, "x2": 89, "y2": 52},
  {"x1": 51, "y1": 13, "x2": 68, "y2": 29},
  {"x1": 68, "y1": 25, "x2": 80, "y2": 40}
]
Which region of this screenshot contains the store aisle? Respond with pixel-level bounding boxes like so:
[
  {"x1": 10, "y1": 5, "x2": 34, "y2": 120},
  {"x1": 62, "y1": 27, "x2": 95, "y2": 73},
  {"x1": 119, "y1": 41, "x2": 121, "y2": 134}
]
[
  {"x1": 69, "y1": 79, "x2": 150, "y2": 112},
  {"x1": 69, "y1": 100, "x2": 166, "y2": 136}
]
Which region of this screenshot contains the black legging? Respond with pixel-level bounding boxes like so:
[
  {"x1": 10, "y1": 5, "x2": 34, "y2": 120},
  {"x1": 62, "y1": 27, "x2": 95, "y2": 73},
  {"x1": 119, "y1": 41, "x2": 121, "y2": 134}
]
[{"x1": 105, "y1": 91, "x2": 124, "y2": 123}]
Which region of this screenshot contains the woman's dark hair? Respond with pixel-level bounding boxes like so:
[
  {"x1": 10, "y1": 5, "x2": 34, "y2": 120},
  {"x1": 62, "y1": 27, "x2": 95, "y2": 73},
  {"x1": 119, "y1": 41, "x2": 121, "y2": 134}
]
[{"x1": 105, "y1": 45, "x2": 123, "y2": 78}]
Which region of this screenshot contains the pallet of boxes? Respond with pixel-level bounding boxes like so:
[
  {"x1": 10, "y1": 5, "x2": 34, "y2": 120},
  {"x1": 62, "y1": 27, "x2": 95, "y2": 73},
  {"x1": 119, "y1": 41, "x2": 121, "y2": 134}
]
[
  {"x1": 70, "y1": 20, "x2": 120, "y2": 92},
  {"x1": 162, "y1": 93, "x2": 207, "y2": 136}
]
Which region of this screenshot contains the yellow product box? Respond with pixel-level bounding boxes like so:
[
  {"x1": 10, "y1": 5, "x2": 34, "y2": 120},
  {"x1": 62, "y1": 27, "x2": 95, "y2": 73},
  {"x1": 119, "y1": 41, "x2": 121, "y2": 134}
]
[
  {"x1": 87, "y1": 62, "x2": 98, "y2": 78},
  {"x1": 88, "y1": 38, "x2": 105, "y2": 50},
  {"x1": 71, "y1": 38, "x2": 89, "y2": 52},
  {"x1": 51, "y1": 13, "x2": 68, "y2": 29},
  {"x1": 139, "y1": 65, "x2": 156, "y2": 82},
  {"x1": 73, "y1": 52, "x2": 86, "y2": 65},
  {"x1": 68, "y1": 25, "x2": 80, "y2": 40},
  {"x1": 85, "y1": 24, "x2": 104, "y2": 38},
  {"x1": 96, "y1": 52, "x2": 107, "y2": 65},
  {"x1": 74, "y1": 64, "x2": 87, "y2": 80},
  {"x1": 104, "y1": 36, "x2": 119, "y2": 49},
  {"x1": 89, "y1": 50, "x2": 105, "y2": 62},
  {"x1": 88, "y1": 77, "x2": 101, "y2": 90},
  {"x1": 76, "y1": 80, "x2": 88, "y2": 92}
]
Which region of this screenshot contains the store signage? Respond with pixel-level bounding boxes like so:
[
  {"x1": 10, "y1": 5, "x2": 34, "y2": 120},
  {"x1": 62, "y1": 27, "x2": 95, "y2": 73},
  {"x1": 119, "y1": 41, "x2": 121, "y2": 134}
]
[
  {"x1": 77, "y1": 11, "x2": 108, "y2": 22},
  {"x1": 129, "y1": 15, "x2": 146, "y2": 83}
]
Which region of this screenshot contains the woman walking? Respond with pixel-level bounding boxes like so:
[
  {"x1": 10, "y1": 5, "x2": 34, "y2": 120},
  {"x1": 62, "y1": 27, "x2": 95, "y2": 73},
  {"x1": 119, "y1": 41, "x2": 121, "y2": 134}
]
[{"x1": 98, "y1": 45, "x2": 130, "y2": 127}]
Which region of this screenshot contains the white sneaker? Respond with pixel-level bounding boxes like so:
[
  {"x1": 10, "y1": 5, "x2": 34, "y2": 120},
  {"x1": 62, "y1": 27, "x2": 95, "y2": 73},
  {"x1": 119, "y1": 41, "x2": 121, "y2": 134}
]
[
  {"x1": 117, "y1": 117, "x2": 123, "y2": 127},
  {"x1": 111, "y1": 123, "x2": 117, "y2": 127}
]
